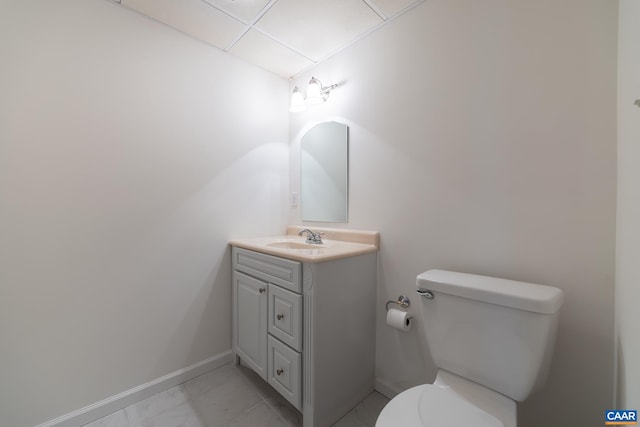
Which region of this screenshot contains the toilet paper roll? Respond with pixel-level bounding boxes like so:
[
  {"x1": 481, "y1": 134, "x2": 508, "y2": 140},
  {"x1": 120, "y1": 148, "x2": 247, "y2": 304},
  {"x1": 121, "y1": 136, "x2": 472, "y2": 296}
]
[{"x1": 386, "y1": 308, "x2": 412, "y2": 332}]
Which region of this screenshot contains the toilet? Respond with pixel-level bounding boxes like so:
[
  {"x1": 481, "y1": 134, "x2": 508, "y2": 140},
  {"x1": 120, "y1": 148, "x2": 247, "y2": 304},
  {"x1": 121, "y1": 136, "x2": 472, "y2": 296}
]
[{"x1": 376, "y1": 269, "x2": 564, "y2": 427}]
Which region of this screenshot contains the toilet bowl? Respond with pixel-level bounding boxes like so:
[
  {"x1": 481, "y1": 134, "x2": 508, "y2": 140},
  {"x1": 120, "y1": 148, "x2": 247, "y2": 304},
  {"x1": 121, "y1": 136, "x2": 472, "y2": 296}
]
[
  {"x1": 376, "y1": 370, "x2": 516, "y2": 427},
  {"x1": 376, "y1": 270, "x2": 563, "y2": 427}
]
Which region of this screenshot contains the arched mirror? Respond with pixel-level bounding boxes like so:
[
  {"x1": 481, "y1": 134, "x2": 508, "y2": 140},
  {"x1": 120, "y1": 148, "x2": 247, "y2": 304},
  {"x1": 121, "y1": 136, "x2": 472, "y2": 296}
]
[{"x1": 300, "y1": 122, "x2": 348, "y2": 222}]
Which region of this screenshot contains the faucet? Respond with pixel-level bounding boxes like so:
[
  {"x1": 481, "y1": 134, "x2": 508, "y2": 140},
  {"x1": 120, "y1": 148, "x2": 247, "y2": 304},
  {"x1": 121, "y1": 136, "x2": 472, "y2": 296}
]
[{"x1": 298, "y1": 228, "x2": 324, "y2": 244}]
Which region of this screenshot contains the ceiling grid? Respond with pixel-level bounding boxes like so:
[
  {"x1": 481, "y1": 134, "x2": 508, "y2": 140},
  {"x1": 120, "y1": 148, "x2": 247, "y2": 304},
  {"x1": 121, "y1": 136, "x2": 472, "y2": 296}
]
[{"x1": 119, "y1": 0, "x2": 425, "y2": 78}]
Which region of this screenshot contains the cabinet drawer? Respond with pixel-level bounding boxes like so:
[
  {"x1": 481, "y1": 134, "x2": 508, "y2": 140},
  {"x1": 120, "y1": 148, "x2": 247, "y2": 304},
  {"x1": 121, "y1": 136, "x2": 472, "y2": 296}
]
[
  {"x1": 232, "y1": 247, "x2": 301, "y2": 293},
  {"x1": 268, "y1": 284, "x2": 302, "y2": 351},
  {"x1": 268, "y1": 335, "x2": 302, "y2": 410}
]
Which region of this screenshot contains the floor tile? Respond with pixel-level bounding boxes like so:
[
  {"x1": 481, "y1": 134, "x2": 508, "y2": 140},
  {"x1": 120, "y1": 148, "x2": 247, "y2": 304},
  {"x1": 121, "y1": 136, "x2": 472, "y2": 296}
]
[
  {"x1": 184, "y1": 364, "x2": 247, "y2": 398},
  {"x1": 130, "y1": 401, "x2": 205, "y2": 427},
  {"x1": 264, "y1": 395, "x2": 302, "y2": 427},
  {"x1": 348, "y1": 392, "x2": 389, "y2": 426},
  {"x1": 332, "y1": 411, "x2": 370, "y2": 427},
  {"x1": 234, "y1": 364, "x2": 277, "y2": 400},
  {"x1": 223, "y1": 401, "x2": 289, "y2": 427},
  {"x1": 186, "y1": 365, "x2": 263, "y2": 427},
  {"x1": 81, "y1": 362, "x2": 387, "y2": 427},
  {"x1": 332, "y1": 392, "x2": 389, "y2": 427},
  {"x1": 126, "y1": 385, "x2": 191, "y2": 426}
]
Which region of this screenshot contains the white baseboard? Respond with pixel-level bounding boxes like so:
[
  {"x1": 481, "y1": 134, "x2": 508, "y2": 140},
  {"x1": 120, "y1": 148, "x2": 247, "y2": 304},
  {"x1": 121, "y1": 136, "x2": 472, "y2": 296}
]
[
  {"x1": 374, "y1": 377, "x2": 403, "y2": 400},
  {"x1": 35, "y1": 350, "x2": 234, "y2": 427}
]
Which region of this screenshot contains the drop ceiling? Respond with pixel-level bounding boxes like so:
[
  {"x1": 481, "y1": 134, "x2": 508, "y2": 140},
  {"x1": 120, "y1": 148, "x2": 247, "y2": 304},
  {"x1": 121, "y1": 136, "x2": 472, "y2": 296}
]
[{"x1": 118, "y1": 0, "x2": 425, "y2": 78}]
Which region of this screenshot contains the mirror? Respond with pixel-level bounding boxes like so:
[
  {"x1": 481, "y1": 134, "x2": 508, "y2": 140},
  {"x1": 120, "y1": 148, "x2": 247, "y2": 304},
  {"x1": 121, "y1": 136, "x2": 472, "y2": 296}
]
[{"x1": 301, "y1": 122, "x2": 348, "y2": 222}]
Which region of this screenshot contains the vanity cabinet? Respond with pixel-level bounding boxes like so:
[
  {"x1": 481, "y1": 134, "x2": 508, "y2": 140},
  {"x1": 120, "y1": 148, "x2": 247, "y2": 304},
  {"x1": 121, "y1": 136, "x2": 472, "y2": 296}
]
[
  {"x1": 231, "y1": 244, "x2": 377, "y2": 427},
  {"x1": 232, "y1": 247, "x2": 303, "y2": 408}
]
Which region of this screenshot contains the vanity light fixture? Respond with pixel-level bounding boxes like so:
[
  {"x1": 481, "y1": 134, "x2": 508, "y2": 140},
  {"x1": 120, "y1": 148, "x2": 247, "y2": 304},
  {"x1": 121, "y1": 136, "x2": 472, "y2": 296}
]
[{"x1": 289, "y1": 77, "x2": 338, "y2": 112}]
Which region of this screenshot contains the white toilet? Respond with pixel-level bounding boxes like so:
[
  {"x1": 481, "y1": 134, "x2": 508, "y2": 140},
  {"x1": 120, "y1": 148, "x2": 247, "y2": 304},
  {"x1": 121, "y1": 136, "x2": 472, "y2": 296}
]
[{"x1": 376, "y1": 269, "x2": 564, "y2": 427}]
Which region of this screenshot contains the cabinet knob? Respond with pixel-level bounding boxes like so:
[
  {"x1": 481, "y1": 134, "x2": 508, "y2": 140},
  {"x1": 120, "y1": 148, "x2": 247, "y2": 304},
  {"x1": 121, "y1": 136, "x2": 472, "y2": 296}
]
[
  {"x1": 259, "y1": 288, "x2": 266, "y2": 293},
  {"x1": 276, "y1": 368, "x2": 284, "y2": 376},
  {"x1": 277, "y1": 313, "x2": 285, "y2": 320}
]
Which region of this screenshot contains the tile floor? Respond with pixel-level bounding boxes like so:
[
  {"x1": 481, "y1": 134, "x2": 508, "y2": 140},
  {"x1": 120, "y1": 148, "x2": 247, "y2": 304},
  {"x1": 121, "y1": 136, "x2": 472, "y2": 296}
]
[{"x1": 83, "y1": 362, "x2": 389, "y2": 427}]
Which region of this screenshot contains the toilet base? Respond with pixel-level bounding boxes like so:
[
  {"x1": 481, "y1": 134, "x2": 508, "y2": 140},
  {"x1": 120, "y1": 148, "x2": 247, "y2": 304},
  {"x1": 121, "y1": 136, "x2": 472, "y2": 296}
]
[{"x1": 375, "y1": 370, "x2": 516, "y2": 427}]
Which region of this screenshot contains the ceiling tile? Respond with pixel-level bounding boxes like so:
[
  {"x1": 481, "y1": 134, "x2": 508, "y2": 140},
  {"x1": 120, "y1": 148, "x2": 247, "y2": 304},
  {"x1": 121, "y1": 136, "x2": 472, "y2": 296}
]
[
  {"x1": 367, "y1": 0, "x2": 420, "y2": 18},
  {"x1": 229, "y1": 29, "x2": 315, "y2": 78},
  {"x1": 202, "y1": 0, "x2": 273, "y2": 23},
  {"x1": 255, "y1": 0, "x2": 383, "y2": 62},
  {"x1": 123, "y1": 0, "x2": 245, "y2": 50}
]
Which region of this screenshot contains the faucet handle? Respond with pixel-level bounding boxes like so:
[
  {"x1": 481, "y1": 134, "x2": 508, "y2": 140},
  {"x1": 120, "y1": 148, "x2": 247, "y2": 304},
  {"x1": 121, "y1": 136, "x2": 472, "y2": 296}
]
[
  {"x1": 311, "y1": 231, "x2": 324, "y2": 244},
  {"x1": 298, "y1": 228, "x2": 323, "y2": 244}
]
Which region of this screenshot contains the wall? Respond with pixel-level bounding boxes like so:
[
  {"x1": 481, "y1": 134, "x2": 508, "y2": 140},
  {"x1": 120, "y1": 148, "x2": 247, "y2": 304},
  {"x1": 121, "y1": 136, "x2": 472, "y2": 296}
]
[
  {"x1": 0, "y1": 1, "x2": 289, "y2": 426},
  {"x1": 289, "y1": 0, "x2": 617, "y2": 425},
  {"x1": 616, "y1": 0, "x2": 640, "y2": 409}
]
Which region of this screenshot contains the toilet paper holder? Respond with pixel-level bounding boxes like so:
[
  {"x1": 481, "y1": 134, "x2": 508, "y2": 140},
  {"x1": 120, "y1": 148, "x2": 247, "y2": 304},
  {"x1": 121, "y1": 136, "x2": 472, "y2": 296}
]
[{"x1": 385, "y1": 295, "x2": 411, "y2": 312}]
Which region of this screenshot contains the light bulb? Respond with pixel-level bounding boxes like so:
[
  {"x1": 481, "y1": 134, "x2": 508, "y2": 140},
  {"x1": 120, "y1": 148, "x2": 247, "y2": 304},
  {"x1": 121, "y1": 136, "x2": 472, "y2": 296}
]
[
  {"x1": 289, "y1": 86, "x2": 306, "y2": 112},
  {"x1": 306, "y1": 77, "x2": 324, "y2": 105}
]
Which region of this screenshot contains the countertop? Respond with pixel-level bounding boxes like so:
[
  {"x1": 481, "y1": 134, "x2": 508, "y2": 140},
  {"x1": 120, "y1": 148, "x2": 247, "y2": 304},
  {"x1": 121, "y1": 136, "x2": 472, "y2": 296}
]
[{"x1": 229, "y1": 226, "x2": 379, "y2": 263}]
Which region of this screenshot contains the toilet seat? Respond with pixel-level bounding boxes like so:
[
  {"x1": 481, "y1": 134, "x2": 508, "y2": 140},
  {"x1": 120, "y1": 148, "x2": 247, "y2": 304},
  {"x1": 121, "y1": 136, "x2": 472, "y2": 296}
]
[{"x1": 376, "y1": 381, "x2": 508, "y2": 427}]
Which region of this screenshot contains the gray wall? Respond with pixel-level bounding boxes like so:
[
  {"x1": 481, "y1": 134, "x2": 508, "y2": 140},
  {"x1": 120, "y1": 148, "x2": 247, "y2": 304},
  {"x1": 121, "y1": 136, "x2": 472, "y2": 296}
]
[
  {"x1": 616, "y1": 0, "x2": 640, "y2": 409},
  {"x1": 290, "y1": 0, "x2": 618, "y2": 425},
  {"x1": 0, "y1": 1, "x2": 289, "y2": 426}
]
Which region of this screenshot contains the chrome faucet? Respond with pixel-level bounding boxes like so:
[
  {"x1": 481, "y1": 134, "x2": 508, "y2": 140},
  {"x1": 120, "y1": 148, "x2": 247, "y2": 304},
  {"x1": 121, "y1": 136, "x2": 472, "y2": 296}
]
[{"x1": 298, "y1": 228, "x2": 324, "y2": 244}]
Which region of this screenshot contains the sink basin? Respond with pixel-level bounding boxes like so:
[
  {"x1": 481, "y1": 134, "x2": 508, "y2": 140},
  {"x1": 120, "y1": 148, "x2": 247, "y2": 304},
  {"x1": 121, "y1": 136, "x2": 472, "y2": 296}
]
[
  {"x1": 266, "y1": 241, "x2": 322, "y2": 249},
  {"x1": 230, "y1": 227, "x2": 379, "y2": 262}
]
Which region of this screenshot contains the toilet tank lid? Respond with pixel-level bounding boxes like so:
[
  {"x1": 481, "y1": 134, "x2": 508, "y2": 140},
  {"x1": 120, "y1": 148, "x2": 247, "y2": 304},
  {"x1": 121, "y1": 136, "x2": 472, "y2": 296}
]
[{"x1": 417, "y1": 270, "x2": 564, "y2": 314}]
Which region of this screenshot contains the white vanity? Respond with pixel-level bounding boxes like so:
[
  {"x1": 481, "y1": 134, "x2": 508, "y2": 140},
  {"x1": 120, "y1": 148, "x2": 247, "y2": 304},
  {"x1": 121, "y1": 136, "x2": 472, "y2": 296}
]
[{"x1": 230, "y1": 226, "x2": 379, "y2": 427}]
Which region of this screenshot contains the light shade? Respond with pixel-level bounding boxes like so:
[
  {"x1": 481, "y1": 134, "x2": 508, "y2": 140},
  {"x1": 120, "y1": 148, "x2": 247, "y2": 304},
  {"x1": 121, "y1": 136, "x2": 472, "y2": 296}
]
[
  {"x1": 289, "y1": 86, "x2": 306, "y2": 112},
  {"x1": 305, "y1": 77, "x2": 324, "y2": 105}
]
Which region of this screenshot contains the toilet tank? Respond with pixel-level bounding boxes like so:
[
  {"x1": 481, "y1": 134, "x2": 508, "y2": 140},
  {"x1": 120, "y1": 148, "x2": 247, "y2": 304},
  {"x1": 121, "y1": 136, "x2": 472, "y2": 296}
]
[{"x1": 417, "y1": 270, "x2": 563, "y2": 402}]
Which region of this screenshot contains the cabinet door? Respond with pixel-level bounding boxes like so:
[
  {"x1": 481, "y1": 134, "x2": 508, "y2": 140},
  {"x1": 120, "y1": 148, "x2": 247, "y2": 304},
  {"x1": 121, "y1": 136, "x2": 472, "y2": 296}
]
[
  {"x1": 268, "y1": 283, "x2": 302, "y2": 351},
  {"x1": 233, "y1": 271, "x2": 268, "y2": 379}
]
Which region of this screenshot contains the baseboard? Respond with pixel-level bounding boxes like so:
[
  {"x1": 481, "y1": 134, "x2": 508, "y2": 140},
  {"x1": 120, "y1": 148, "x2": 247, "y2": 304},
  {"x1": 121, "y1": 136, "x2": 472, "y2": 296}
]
[
  {"x1": 35, "y1": 350, "x2": 234, "y2": 427},
  {"x1": 374, "y1": 377, "x2": 403, "y2": 400}
]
